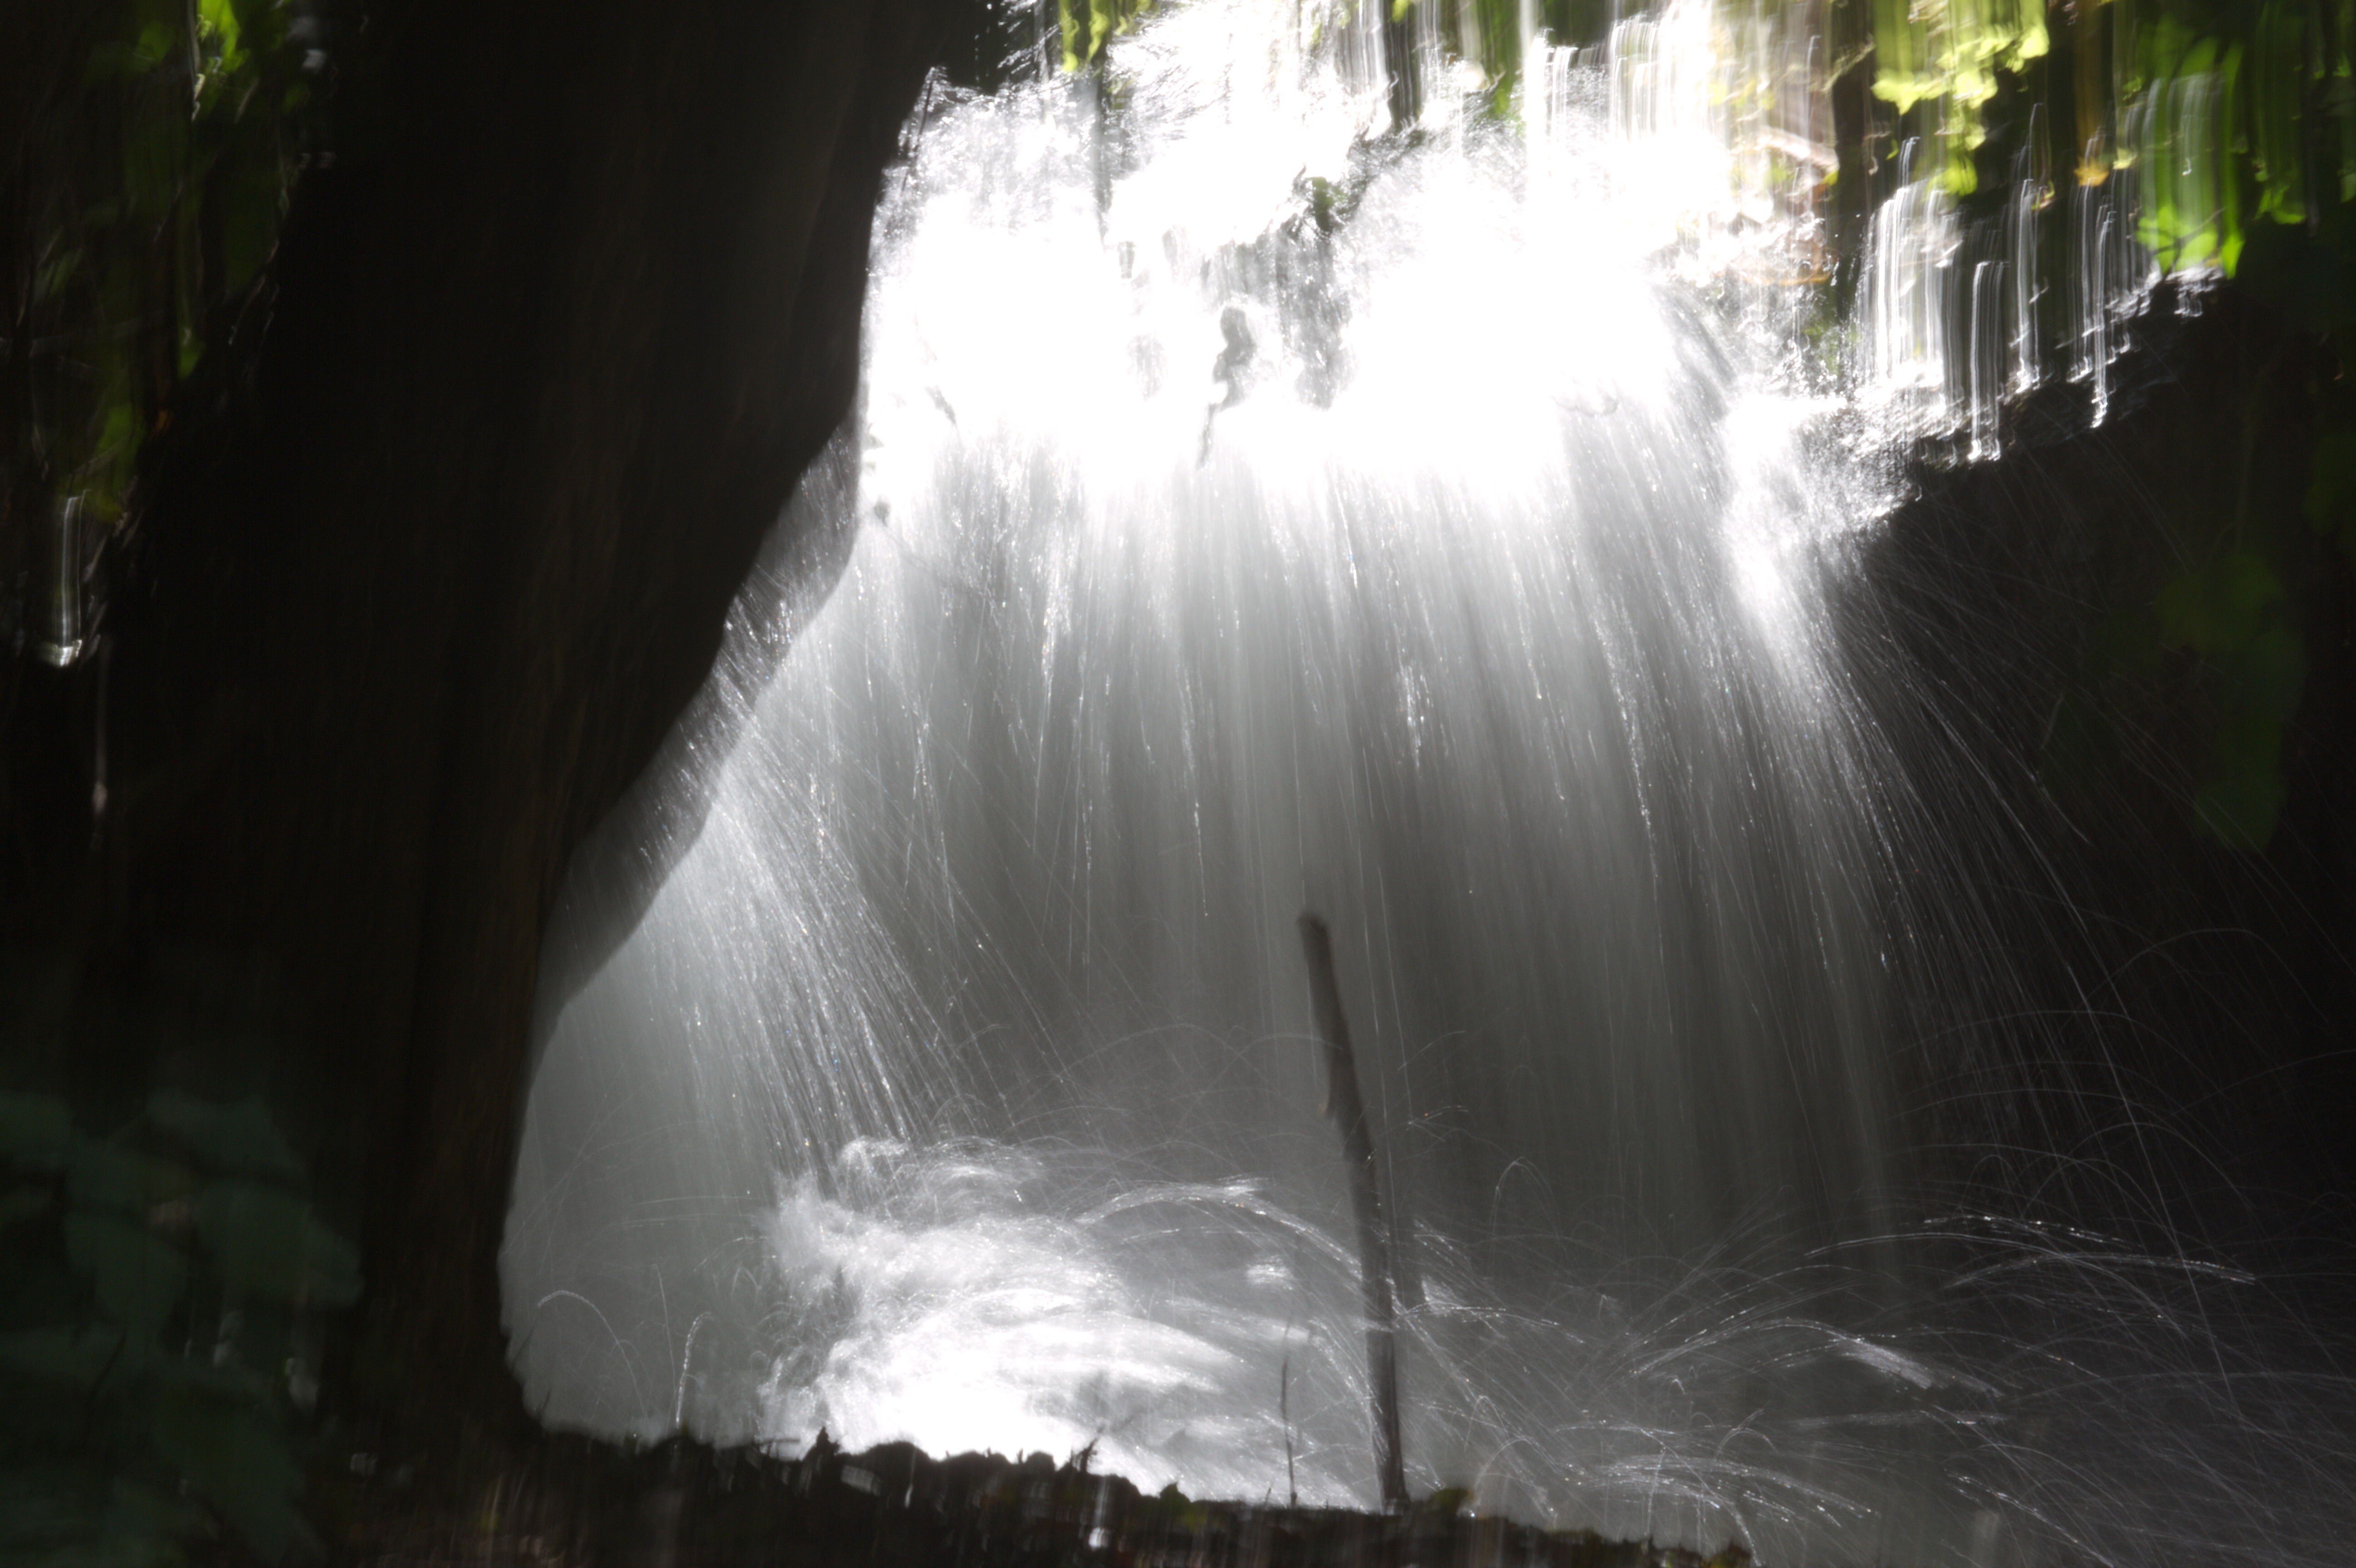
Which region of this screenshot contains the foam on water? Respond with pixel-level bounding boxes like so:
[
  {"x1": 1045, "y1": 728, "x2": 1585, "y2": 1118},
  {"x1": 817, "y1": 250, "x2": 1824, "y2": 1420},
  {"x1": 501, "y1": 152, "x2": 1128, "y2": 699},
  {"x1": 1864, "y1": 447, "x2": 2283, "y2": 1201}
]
[{"x1": 503, "y1": 4, "x2": 2354, "y2": 1562}]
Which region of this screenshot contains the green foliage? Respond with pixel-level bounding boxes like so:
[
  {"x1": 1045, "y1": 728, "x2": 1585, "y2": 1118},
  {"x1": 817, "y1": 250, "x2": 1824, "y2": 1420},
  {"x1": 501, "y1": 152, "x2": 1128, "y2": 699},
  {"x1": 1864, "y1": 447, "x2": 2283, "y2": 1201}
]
[
  {"x1": 0, "y1": 1087, "x2": 354, "y2": 1564},
  {"x1": 1058, "y1": 0, "x2": 1154, "y2": 73},
  {"x1": 1868, "y1": 0, "x2": 2048, "y2": 194},
  {"x1": 2304, "y1": 427, "x2": 2356, "y2": 565},
  {"x1": 6, "y1": 0, "x2": 337, "y2": 649},
  {"x1": 152, "y1": 1383, "x2": 309, "y2": 1562},
  {"x1": 2038, "y1": 340, "x2": 2329, "y2": 851},
  {"x1": 147, "y1": 1094, "x2": 303, "y2": 1185},
  {"x1": 2125, "y1": 15, "x2": 2246, "y2": 273},
  {"x1": 1846, "y1": 0, "x2": 2356, "y2": 269},
  {"x1": 2045, "y1": 516, "x2": 2312, "y2": 851},
  {"x1": 0, "y1": 1094, "x2": 73, "y2": 1172},
  {"x1": 1950, "y1": 2, "x2": 2356, "y2": 850},
  {"x1": 197, "y1": 1182, "x2": 360, "y2": 1307},
  {"x1": 2153, "y1": 552, "x2": 2306, "y2": 846}
]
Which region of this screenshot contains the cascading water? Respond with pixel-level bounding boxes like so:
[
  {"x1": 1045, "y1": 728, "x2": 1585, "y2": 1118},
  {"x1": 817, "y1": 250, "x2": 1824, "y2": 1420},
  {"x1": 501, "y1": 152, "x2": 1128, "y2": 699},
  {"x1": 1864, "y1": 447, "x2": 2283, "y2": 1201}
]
[{"x1": 503, "y1": 3, "x2": 2355, "y2": 1562}]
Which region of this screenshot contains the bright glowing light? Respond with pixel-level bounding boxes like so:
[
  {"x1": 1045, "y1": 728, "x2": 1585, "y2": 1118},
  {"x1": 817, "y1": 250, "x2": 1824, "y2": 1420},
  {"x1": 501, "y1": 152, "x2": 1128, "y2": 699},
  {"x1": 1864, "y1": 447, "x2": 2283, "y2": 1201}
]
[{"x1": 503, "y1": 5, "x2": 2353, "y2": 1565}]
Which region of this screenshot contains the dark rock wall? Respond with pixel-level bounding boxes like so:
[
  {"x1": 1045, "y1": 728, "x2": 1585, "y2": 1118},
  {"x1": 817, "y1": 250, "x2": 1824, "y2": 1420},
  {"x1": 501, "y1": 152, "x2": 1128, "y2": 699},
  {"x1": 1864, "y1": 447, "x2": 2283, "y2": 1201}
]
[
  {"x1": 1847, "y1": 289, "x2": 2356, "y2": 1250},
  {"x1": 9, "y1": 0, "x2": 953, "y2": 1467}
]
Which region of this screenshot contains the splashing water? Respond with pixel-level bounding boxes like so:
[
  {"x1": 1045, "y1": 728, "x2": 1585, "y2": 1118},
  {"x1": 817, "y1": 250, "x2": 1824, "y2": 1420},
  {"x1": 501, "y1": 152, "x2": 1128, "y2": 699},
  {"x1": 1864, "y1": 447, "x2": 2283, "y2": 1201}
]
[{"x1": 504, "y1": 3, "x2": 2355, "y2": 1562}]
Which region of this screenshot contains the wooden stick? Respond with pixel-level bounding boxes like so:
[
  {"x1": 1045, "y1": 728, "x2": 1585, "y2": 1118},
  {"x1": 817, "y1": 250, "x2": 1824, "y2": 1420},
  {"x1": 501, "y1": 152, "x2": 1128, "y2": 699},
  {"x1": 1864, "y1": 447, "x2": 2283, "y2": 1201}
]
[{"x1": 1297, "y1": 912, "x2": 1408, "y2": 1510}]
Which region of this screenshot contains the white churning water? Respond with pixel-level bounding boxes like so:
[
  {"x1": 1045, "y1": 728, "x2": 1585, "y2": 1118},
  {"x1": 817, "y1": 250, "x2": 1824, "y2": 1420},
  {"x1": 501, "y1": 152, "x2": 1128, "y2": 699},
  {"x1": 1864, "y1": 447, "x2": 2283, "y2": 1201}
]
[{"x1": 503, "y1": 4, "x2": 2351, "y2": 1563}]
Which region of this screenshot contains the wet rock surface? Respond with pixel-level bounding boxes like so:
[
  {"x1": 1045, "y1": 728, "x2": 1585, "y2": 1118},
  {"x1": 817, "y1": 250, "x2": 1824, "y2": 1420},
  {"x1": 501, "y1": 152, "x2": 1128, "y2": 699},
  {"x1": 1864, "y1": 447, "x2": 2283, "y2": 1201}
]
[{"x1": 350, "y1": 1436, "x2": 1750, "y2": 1568}]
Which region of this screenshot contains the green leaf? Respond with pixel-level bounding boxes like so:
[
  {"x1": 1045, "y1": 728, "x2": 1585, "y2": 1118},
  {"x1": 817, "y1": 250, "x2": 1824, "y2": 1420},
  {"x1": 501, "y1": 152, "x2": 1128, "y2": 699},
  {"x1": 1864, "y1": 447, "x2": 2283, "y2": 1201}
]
[
  {"x1": 2214, "y1": 619, "x2": 2307, "y2": 723},
  {"x1": 2195, "y1": 719, "x2": 2289, "y2": 848},
  {"x1": 152, "y1": 1384, "x2": 308, "y2": 1562},
  {"x1": 147, "y1": 1092, "x2": 302, "y2": 1182},
  {"x1": 33, "y1": 246, "x2": 82, "y2": 306},
  {"x1": 2153, "y1": 552, "x2": 2286, "y2": 655},
  {"x1": 97, "y1": 399, "x2": 143, "y2": 466},
  {"x1": 102, "y1": 1478, "x2": 210, "y2": 1568},
  {"x1": 2306, "y1": 428, "x2": 2356, "y2": 565},
  {"x1": 0, "y1": 1466, "x2": 107, "y2": 1555},
  {"x1": 68, "y1": 1142, "x2": 196, "y2": 1218},
  {"x1": 64, "y1": 1212, "x2": 188, "y2": 1342},
  {"x1": 0, "y1": 1469, "x2": 200, "y2": 1566},
  {"x1": 0, "y1": 1184, "x2": 52, "y2": 1231},
  {"x1": 198, "y1": 0, "x2": 243, "y2": 66},
  {"x1": 0, "y1": 1457, "x2": 215, "y2": 1563},
  {"x1": 131, "y1": 22, "x2": 179, "y2": 75},
  {"x1": 0, "y1": 1092, "x2": 72, "y2": 1172},
  {"x1": 0, "y1": 1325, "x2": 129, "y2": 1390},
  {"x1": 2306, "y1": 429, "x2": 2356, "y2": 525},
  {"x1": 2146, "y1": 552, "x2": 2304, "y2": 850},
  {"x1": 196, "y1": 1181, "x2": 360, "y2": 1305}
]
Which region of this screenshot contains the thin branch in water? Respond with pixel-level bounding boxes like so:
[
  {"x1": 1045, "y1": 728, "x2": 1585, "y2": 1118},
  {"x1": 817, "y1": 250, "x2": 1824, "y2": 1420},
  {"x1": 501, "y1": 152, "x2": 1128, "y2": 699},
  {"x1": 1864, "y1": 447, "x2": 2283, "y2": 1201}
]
[{"x1": 1298, "y1": 910, "x2": 1407, "y2": 1510}]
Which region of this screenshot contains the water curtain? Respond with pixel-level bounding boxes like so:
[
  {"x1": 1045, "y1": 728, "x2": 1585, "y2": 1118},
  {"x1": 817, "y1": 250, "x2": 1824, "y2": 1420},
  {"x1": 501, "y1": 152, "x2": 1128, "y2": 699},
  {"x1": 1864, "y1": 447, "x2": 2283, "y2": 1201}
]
[{"x1": 504, "y1": 4, "x2": 2356, "y2": 1562}]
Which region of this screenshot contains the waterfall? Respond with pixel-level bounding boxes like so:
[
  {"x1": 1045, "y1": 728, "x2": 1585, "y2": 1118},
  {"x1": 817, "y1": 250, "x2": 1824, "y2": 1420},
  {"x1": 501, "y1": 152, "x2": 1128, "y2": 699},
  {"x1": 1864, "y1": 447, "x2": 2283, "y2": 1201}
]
[{"x1": 503, "y1": 3, "x2": 2354, "y2": 1562}]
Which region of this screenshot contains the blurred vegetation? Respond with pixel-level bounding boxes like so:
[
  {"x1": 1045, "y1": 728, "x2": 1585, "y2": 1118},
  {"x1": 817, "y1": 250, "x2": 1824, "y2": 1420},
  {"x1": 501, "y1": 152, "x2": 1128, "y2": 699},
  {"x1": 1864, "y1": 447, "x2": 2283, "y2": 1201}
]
[
  {"x1": 0, "y1": 1081, "x2": 357, "y2": 1563},
  {"x1": 2041, "y1": 397, "x2": 2321, "y2": 851},
  {"x1": 4, "y1": 1, "x2": 363, "y2": 1539},
  {"x1": 1994, "y1": 0, "x2": 2356, "y2": 849},
  {"x1": 3, "y1": 0, "x2": 347, "y2": 661},
  {"x1": 1059, "y1": 0, "x2": 1154, "y2": 73}
]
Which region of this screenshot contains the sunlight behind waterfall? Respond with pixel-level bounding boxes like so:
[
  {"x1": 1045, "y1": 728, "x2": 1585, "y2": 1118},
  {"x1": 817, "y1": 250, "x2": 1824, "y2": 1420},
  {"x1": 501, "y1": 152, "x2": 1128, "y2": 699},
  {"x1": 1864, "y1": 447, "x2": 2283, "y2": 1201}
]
[{"x1": 502, "y1": 4, "x2": 2356, "y2": 1564}]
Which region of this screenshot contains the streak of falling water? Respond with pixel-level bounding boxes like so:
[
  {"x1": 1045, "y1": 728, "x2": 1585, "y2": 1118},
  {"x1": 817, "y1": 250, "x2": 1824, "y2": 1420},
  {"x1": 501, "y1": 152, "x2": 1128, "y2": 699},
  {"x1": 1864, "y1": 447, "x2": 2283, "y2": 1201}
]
[{"x1": 504, "y1": 2, "x2": 2356, "y2": 1562}]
